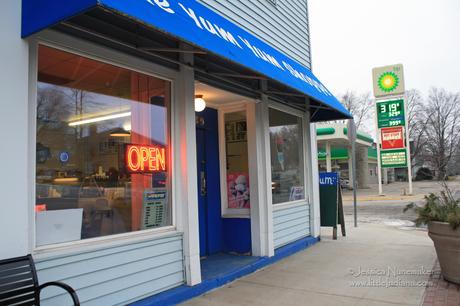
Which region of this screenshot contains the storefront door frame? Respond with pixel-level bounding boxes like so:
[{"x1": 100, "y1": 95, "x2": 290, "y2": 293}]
[{"x1": 197, "y1": 83, "x2": 274, "y2": 258}]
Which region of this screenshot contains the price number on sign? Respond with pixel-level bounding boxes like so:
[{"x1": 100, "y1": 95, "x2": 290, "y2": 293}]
[
  {"x1": 377, "y1": 99, "x2": 405, "y2": 128},
  {"x1": 379, "y1": 102, "x2": 401, "y2": 117},
  {"x1": 389, "y1": 120, "x2": 402, "y2": 126}
]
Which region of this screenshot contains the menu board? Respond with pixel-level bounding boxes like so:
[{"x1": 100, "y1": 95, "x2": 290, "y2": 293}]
[{"x1": 141, "y1": 188, "x2": 168, "y2": 229}]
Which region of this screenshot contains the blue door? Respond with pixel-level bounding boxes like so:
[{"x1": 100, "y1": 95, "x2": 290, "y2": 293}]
[
  {"x1": 196, "y1": 126, "x2": 208, "y2": 256},
  {"x1": 196, "y1": 108, "x2": 222, "y2": 257}
]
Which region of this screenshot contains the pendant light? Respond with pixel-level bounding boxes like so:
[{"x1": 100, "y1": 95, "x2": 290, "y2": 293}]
[{"x1": 195, "y1": 95, "x2": 206, "y2": 112}]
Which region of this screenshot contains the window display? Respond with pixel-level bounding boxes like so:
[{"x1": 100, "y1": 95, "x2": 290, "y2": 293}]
[
  {"x1": 35, "y1": 45, "x2": 171, "y2": 246},
  {"x1": 269, "y1": 108, "x2": 305, "y2": 204},
  {"x1": 224, "y1": 111, "x2": 250, "y2": 209}
]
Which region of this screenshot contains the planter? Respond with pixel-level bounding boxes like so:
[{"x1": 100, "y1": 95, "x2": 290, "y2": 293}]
[{"x1": 428, "y1": 221, "x2": 460, "y2": 284}]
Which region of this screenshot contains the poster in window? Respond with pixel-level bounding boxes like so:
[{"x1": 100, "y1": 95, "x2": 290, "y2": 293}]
[
  {"x1": 235, "y1": 121, "x2": 247, "y2": 141},
  {"x1": 225, "y1": 120, "x2": 247, "y2": 142},
  {"x1": 289, "y1": 186, "x2": 304, "y2": 201},
  {"x1": 227, "y1": 173, "x2": 250, "y2": 208}
]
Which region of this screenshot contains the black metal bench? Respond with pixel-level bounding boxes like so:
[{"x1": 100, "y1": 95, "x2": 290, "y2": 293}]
[{"x1": 0, "y1": 254, "x2": 80, "y2": 305}]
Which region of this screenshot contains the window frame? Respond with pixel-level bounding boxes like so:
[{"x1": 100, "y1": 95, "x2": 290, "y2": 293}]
[
  {"x1": 267, "y1": 101, "x2": 310, "y2": 209},
  {"x1": 29, "y1": 30, "x2": 180, "y2": 254},
  {"x1": 218, "y1": 102, "x2": 252, "y2": 218}
]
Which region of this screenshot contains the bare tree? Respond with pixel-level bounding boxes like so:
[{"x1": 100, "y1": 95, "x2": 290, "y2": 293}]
[
  {"x1": 421, "y1": 88, "x2": 460, "y2": 180},
  {"x1": 406, "y1": 89, "x2": 429, "y2": 169},
  {"x1": 36, "y1": 85, "x2": 70, "y2": 135},
  {"x1": 340, "y1": 90, "x2": 374, "y2": 132}
]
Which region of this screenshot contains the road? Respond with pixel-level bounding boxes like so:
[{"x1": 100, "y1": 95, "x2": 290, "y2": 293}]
[
  {"x1": 343, "y1": 199, "x2": 421, "y2": 229},
  {"x1": 338, "y1": 180, "x2": 458, "y2": 229}
]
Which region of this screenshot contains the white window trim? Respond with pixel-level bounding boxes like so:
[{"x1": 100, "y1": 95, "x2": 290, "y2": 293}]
[
  {"x1": 33, "y1": 226, "x2": 179, "y2": 258},
  {"x1": 272, "y1": 199, "x2": 309, "y2": 212},
  {"x1": 217, "y1": 101, "x2": 252, "y2": 218},
  {"x1": 28, "y1": 30, "x2": 182, "y2": 256},
  {"x1": 267, "y1": 100, "x2": 309, "y2": 207}
]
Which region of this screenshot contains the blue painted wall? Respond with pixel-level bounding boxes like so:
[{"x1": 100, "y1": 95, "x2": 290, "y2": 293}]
[{"x1": 222, "y1": 218, "x2": 251, "y2": 254}]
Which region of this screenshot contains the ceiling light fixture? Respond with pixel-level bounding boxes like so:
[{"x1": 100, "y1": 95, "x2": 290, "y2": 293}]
[
  {"x1": 110, "y1": 128, "x2": 131, "y2": 137},
  {"x1": 194, "y1": 95, "x2": 206, "y2": 112},
  {"x1": 68, "y1": 111, "x2": 131, "y2": 126}
]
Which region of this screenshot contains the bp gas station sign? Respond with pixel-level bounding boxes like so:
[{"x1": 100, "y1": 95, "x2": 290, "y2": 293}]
[
  {"x1": 372, "y1": 64, "x2": 405, "y2": 98},
  {"x1": 375, "y1": 98, "x2": 408, "y2": 168},
  {"x1": 372, "y1": 64, "x2": 412, "y2": 194},
  {"x1": 376, "y1": 99, "x2": 405, "y2": 128},
  {"x1": 381, "y1": 126, "x2": 405, "y2": 150}
]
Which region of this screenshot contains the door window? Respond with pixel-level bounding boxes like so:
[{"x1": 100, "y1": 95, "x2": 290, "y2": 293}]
[{"x1": 223, "y1": 110, "x2": 250, "y2": 210}]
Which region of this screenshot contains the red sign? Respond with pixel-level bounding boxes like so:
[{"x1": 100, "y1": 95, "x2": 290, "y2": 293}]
[
  {"x1": 381, "y1": 127, "x2": 405, "y2": 150},
  {"x1": 126, "y1": 144, "x2": 166, "y2": 173}
]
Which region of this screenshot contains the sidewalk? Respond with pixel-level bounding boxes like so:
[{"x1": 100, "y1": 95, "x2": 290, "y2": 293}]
[
  {"x1": 422, "y1": 261, "x2": 460, "y2": 306},
  {"x1": 182, "y1": 223, "x2": 437, "y2": 306}
]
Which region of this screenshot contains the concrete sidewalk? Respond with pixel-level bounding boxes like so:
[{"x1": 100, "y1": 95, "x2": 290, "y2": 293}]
[{"x1": 182, "y1": 223, "x2": 436, "y2": 306}]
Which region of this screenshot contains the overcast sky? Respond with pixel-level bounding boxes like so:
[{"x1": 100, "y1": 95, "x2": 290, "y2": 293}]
[{"x1": 309, "y1": 0, "x2": 460, "y2": 97}]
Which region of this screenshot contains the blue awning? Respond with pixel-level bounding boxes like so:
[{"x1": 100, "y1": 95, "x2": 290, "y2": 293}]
[{"x1": 22, "y1": 0, "x2": 351, "y2": 121}]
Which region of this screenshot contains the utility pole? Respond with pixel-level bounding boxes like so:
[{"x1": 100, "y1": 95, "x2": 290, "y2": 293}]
[{"x1": 348, "y1": 119, "x2": 358, "y2": 227}]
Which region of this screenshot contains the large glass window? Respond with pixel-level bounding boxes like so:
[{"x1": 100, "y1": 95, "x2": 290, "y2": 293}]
[
  {"x1": 269, "y1": 108, "x2": 305, "y2": 204},
  {"x1": 35, "y1": 45, "x2": 171, "y2": 246}
]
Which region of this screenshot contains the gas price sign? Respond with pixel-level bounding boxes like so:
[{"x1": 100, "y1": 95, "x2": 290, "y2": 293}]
[
  {"x1": 380, "y1": 149, "x2": 407, "y2": 168},
  {"x1": 376, "y1": 99, "x2": 405, "y2": 128}
]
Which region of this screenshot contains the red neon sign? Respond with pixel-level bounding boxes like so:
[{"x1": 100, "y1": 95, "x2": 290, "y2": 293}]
[{"x1": 126, "y1": 144, "x2": 166, "y2": 173}]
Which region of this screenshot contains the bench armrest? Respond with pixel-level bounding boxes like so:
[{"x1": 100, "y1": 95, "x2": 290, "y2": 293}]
[{"x1": 39, "y1": 281, "x2": 80, "y2": 306}]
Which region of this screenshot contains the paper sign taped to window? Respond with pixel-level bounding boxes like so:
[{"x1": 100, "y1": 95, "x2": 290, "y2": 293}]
[{"x1": 142, "y1": 188, "x2": 168, "y2": 229}]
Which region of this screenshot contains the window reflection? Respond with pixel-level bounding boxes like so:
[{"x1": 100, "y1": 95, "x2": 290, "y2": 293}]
[
  {"x1": 35, "y1": 46, "x2": 171, "y2": 246},
  {"x1": 269, "y1": 108, "x2": 305, "y2": 204}
]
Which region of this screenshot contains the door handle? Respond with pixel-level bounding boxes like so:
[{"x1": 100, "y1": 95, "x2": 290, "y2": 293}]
[{"x1": 200, "y1": 171, "x2": 207, "y2": 196}]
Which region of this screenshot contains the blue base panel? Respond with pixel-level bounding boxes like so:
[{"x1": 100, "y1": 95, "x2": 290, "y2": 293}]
[{"x1": 131, "y1": 236, "x2": 319, "y2": 306}]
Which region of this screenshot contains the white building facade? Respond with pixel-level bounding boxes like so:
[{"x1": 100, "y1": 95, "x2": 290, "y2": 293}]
[{"x1": 0, "y1": 1, "x2": 350, "y2": 305}]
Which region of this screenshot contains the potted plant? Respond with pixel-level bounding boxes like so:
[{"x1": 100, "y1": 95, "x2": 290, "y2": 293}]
[{"x1": 404, "y1": 188, "x2": 460, "y2": 284}]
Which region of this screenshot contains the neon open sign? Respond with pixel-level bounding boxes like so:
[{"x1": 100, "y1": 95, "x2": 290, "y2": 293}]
[{"x1": 126, "y1": 144, "x2": 166, "y2": 173}]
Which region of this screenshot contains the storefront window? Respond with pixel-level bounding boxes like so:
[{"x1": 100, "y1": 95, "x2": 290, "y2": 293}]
[
  {"x1": 35, "y1": 45, "x2": 171, "y2": 246},
  {"x1": 224, "y1": 111, "x2": 250, "y2": 209},
  {"x1": 269, "y1": 108, "x2": 305, "y2": 204}
]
